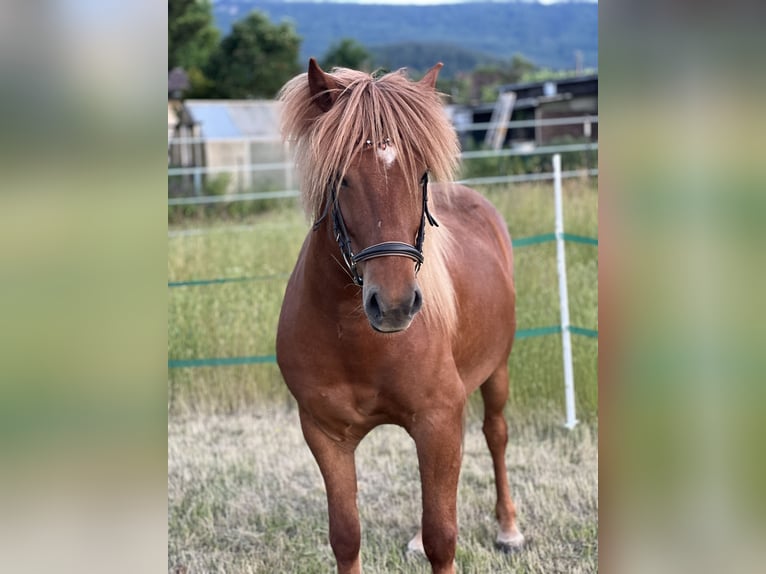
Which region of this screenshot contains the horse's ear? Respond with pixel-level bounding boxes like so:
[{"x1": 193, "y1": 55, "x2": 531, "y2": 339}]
[
  {"x1": 308, "y1": 58, "x2": 339, "y2": 113},
  {"x1": 418, "y1": 62, "x2": 443, "y2": 91}
]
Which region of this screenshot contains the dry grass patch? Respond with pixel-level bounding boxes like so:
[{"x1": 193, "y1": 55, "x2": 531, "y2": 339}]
[{"x1": 169, "y1": 408, "x2": 597, "y2": 573}]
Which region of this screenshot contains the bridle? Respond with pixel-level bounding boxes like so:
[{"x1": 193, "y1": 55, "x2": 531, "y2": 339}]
[{"x1": 314, "y1": 172, "x2": 439, "y2": 286}]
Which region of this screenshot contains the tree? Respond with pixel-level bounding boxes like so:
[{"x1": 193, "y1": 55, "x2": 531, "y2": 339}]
[
  {"x1": 465, "y1": 53, "x2": 539, "y2": 103},
  {"x1": 508, "y1": 54, "x2": 536, "y2": 82},
  {"x1": 168, "y1": 0, "x2": 219, "y2": 71},
  {"x1": 205, "y1": 12, "x2": 301, "y2": 99},
  {"x1": 321, "y1": 39, "x2": 371, "y2": 71}
]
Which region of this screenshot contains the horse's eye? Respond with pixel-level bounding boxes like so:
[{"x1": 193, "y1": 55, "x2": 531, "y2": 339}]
[{"x1": 341, "y1": 178, "x2": 349, "y2": 188}]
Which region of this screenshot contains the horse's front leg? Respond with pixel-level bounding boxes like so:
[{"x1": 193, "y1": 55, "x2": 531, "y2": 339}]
[
  {"x1": 410, "y1": 407, "x2": 465, "y2": 574},
  {"x1": 299, "y1": 409, "x2": 362, "y2": 574}
]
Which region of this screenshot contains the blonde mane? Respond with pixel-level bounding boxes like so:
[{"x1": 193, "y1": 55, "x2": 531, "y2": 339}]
[
  {"x1": 278, "y1": 65, "x2": 461, "y2": 335},
  {"x1": 417, "y1": 206, "x2": 459, "y2": 335},
  {"x1": 278, "y1": 66, "x2": 460, "y2": 220}
]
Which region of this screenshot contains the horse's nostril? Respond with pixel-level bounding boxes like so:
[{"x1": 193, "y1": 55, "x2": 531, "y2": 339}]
[
  {"x1": 412, "y1": 288, "x2": 423, "y2": 314},
  {"x1": 364, "y1": 286, "x2": 421, "y2": 331},
  {"x1": 366, "y1": 291, "x2": 381, "y2": 320}
]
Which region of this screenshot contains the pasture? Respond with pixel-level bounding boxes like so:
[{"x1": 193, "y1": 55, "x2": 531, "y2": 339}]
[
  {"x1": 168, "y1": 178, "x2": 598, "y2": 572},
  {"x1": 168, "y1": 410, "x2": 597, "y2": 573}
]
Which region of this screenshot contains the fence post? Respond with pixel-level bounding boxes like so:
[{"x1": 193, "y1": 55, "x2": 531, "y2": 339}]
[{"x1": 553, "y1": 154, "x2": 578, "y2": 429}]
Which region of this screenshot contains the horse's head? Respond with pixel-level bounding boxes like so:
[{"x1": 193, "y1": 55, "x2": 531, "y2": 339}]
[
  {"x1": 307, "y1": 59, "x2": 445, "y2": 333},
  {"x1": 280, "y1": 59, "x2": 458, "y2": 333},
  {"x1": 334, "y1": 143, "x2": 432, "y2": 333}
]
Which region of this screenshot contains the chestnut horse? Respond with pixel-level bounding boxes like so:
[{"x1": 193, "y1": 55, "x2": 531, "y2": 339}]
[{"x1": 276, "y1": 59, "x2": 524, "y2": 574}]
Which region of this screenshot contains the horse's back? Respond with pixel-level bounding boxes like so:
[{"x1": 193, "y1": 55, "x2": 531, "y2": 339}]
[
  {"x1": 434, "y1": 183, "x2": 513, "y2": 262},
  {"x1": 429, "y1": 183, "x2": 513, "y2": 283}
]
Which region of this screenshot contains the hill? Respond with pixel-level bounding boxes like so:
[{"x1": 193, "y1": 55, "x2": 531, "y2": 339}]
[
  {"x1": 369, "y1": 41, "x2": 503, "y2": 76},
  {"x1": 211, "y1": 1, "x2": 598, "y2": 75}
]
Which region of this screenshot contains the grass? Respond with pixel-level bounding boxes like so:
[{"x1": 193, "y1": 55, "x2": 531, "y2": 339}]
[
  {"x1": 168, "y1": 179, "x2": 598, "y2": 420},
  {"x1": 168, "y1": 408, "x2": 598, "y2": 573}
]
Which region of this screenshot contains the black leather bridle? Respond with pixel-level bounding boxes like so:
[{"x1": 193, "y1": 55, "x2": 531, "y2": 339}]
[{"x1": 315, "y1": 173, "x2": 439, "y2": 286}]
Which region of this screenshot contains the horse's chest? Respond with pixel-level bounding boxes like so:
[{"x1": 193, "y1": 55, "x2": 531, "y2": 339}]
[
  {"x1": 280, "y1": 299, "x2": 435, "y2": 435},
  {"x1": 301, "y1": 383, "x2": 399, "y2": 443}
]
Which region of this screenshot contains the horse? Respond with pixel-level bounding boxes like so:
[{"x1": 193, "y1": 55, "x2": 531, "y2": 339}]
[{"x1": 276, "y1": 59, "x2": 524, "y2": 574}]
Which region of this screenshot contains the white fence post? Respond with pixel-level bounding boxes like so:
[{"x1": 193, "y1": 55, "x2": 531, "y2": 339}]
[{"x1": 553, "y1": 154, "x2": 578, "y2": 429}]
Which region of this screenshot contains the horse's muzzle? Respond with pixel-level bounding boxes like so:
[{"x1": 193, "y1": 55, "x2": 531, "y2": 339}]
[{"x1": 363, "y1": 284, "x2": 423, "y2": 333}]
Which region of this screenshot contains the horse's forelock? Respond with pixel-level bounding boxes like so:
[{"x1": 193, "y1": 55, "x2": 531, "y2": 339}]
[{"x1": 279, "y1": 67, "x2": 460, "y2": 221}]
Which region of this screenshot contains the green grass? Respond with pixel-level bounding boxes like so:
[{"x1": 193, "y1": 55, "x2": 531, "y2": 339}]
[
  {"x1": 168, "y1": 179, "x2": 598, "y2": 421},
  {"x1": 168, "y1": 409, "x2": 597, "y2": 574}
]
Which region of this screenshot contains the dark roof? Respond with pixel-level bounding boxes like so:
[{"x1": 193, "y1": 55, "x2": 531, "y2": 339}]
[{"x1": 499, "y1": 74, "x2": 598, "y2": 100}]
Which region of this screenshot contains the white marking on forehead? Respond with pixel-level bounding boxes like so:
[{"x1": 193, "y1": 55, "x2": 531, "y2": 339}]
[{"x1": 376, "y1": 144, "x2": 397, "y2": 168}]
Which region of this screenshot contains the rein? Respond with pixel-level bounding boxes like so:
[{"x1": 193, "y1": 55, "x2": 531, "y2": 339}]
[{"x1": 314, "y1": 173, "x2": 439, "y2": 286}]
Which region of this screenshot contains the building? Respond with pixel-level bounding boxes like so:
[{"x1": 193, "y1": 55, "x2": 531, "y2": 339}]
[
  {"x1": 168, "y1": 99, "x2": 289, "y2": 197},
  {"x1": 451, "y1": 74, "x2": 598, "y2": 149}
]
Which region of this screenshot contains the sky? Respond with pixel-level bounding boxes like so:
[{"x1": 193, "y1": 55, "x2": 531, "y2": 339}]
[
  {"x1": 353, "y1": 1, "x2": 591, "y2": 3},
  {"x1": 278, "y1": 0, "x2": 597, "y2": 4}
]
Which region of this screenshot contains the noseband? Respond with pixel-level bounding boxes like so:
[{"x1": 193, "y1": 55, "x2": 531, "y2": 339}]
[{"x1": 315, "y1": 173, "x2": 439, "y2": 286}]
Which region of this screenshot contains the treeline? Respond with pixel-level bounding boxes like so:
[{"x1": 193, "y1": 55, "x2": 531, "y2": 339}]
[
  {"x1": 212, "y1": 1, "x2": 598, "y2": 72},
  {"x1": 369, "y1": 42, "x2": 502, "y2": 78},
  {"x1": 169, "y1": 0, "x2": 594, "y2": 103}
]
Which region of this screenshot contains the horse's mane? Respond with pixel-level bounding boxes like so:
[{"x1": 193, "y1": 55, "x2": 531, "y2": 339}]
[{"x1": 278, "y1": 66, "x2": 460, "y2": 221}]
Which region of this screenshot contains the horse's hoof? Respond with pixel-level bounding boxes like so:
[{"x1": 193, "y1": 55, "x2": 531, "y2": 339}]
[
  {"x1": 495, "y1": 531, "x2": 527, "y2": 554},
  {"x1": 405, "y1": 532, "x2": 426, "y2": 559}
]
